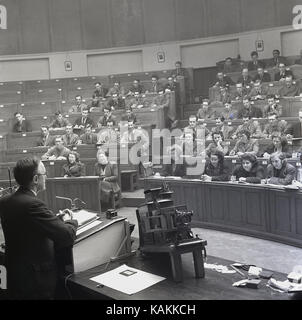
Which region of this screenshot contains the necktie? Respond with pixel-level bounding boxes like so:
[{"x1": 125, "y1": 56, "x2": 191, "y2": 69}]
[{"x1": 67, "y1": 135, "x2": 70, "y2": 145}]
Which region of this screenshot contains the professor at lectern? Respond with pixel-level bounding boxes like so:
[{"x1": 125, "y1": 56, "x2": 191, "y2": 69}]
[{"x1": 0, "y1": 157, "x2": 78, "y2": 300}]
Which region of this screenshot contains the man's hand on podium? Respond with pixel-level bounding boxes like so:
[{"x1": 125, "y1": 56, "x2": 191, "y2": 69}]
[{"x1": 57, "y1": 209, "x2": 74, "y2": 222}]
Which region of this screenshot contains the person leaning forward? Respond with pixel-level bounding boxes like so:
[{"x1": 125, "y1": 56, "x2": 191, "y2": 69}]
[{"x1": 0, "y1": 157, "x2": 78, "y2": 300}]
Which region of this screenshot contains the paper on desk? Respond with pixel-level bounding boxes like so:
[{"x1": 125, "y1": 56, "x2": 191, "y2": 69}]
[
  {"x1": 76, "y1": 220, "x2": 102, "y2": 236},
  {"x1": 90, "y1": 264, "x2": 165, "y2": 295}
]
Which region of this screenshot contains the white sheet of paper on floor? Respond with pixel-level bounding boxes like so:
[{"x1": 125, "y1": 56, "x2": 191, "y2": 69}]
[
  {"x1": 204, "y1": 263, "x2": 236, "y2": 274},
  {"x1": 90, "y1": 264, "x2": 165, "y2": 295}
]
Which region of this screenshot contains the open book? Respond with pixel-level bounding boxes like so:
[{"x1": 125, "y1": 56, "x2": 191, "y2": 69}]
[{"x1": 72, "y1": 210, "x2": 98, "y2": 228}]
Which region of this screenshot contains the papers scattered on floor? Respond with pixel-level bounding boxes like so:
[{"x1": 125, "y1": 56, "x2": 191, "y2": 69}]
[
  {"x1": 204, "y1": 263, "x2": 236, "y2": 274},
  {"x1": 90, "y1": 264, "x2": 165, "y2": 295},
  {"x1": 267, "y1": 278, "x2": 302, "y2": 293}
]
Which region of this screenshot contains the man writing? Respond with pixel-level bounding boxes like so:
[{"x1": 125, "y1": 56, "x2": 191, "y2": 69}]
[{"x1": 0, "y1": 157, "x2": 78, "y2": 299}]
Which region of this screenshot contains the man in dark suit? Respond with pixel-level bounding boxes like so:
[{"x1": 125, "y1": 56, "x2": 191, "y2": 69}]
[
  {"x1": 274, "y1": 63, "x2": 294, "y2": 81},
  {"x1": 73, "y1": 108, "x2": 94, "y2": 135},
  {"x1": 237, "y1": 68, "x2": 253, "y2": 87},
  {"x1": 106, "y1": 93, "x2": 126, "y2": 111},
  {"x1": 97, "y1": 106, "x2": 117, "y2": 128},
  {"x1": 0, "y1": 157, "x2": 78, "y2": 299},
  {"x1": 61, "y1": 125, "x2": 79, "y2": 147},
  {"x1": 91, "y1": 82, "x2": 108, "y2": 109},
  {"x1": 278, "y1": 76, "x2": 301, "y2": 97},
  {"x1": 253, "y1": 67, "x2": 271, "y2": 83},
  {"x1": 247, "y1": 51, "x2": 266, "y2": 71},
  {"x1": 237, "y1": 96, "x2": 263, "y2": 119},
  {"x1": 213, "y1": 72, "x2": 234, "y2": 87},
  {"x1": 79, "y1": 125, "x2": 98, "y2": 145},
  {"x1": 127, "y1": 79, "x2": 145, "y2": 95},
  {"x1": 147, "y1": 75, "x2": 164, "y2": 93},
  {"x1": 12, "y1": 112, "x2": 32, "y2": 133},
  {"x1": 268, "y1": 49, "x2": 287, "y2": 68},
  {"x1": 285, "y1": 111, "x2": 302, "y2": 138},
  {"x1": 37, "y1": 126, "x2": 55, "y2": 147}
]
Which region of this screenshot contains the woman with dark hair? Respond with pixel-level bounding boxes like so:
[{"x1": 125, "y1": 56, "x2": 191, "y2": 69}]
[
  {"x1": 232, "y1": 153, "x2": 264, "y2": 184},
  {"x1": 62, "y1": 151, "x2": 86, "y2": 177},
  {"x1": 205, "y1": 131, "x2": 229, "y2": 156},
  {"x1": 262, "y1": 134, "x2": 291, "y2": 158},
  {"x1": 201, "y1": 149, "x2": 230, "y2": 181},
  {"x1": 95, "y1": 150, "x2": 120, "y2": 211}
]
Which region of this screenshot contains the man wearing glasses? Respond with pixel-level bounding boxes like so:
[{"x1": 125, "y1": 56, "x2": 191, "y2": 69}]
[{"x1": 0, "y1": 157, "x2": 78, "y2": 299}]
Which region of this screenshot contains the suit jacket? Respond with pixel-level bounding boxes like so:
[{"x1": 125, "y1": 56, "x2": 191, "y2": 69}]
[
  {"x1": 214, "y1": 75, "x2": 234, "y2": 87},
  {"x1": 253, "y1": 72, "x2": 271, "y2": 83},
  {"x1": 92, "y1": 87, "x2": 108, "y2": 99},
  {"x1": 274, "y1": 70, "x2": 294, "y2": 81},
  {"x1": 73, "y1": 116, "x2": 94, "y2": 135},
  {"x1": 267, "y1": 162, "x2": 296, "y2": 185},
  {"x1": 285, "y1": 122, "x2": 302, "y2": 138},
  {"x1": 62, "y1": 162, "x2": 86, "y2": 177},
  {"x1": 97, "y1": 114, "x2": 117, "y2": 127},
  {"x1": 278, "y1": 84, "x2": 300, "y2": 97},
  {"x1": 79, "y1": 132, "x2": 98, "y2": 144},
  {"x1": 94, "y1": 162, "x2": 120, "y2": 194},
  {"x1": 267, "y1": 56, "x2": 287, "y2": 68},
  {"x1": 127, "y1": 84, "x2": 145, "y2": 94},
  {"x1": 237, "y1": 75, "x2": 253, "y2": 87},
  {"x1": 0, "y1": 188, "x2": 78, "y2": 299},
  {"x1": 61, "y1": 133, "x2": 79, "y2": 147},
  {"x1": 237, "y1": 106, "x2": 263, "y2": 119},
  {"x1": 12, "y1": 119, "x2": 32, "y2": 133},
  {"x1": 107, "y1": 97, "x2": 125, "y2": 110},
  {"x1": 37, "y1": 134, "x2": 55, "y2": 147},
  {"x1": 41, "y1": 146, "x2": 71, "y2": 160},
  {"x1": 247, "y1": 60, "x2": 266, "y2": 71},
  {"x1": 68, "y1": 103, "x2": 88, "y2": 113},
  {"x1": 49, "y1": 118, "x2": 70, "y2": 129}
]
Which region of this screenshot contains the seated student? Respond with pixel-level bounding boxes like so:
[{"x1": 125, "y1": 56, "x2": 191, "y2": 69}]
[
  {"x1": 232, "y1": 153, "x2": 264, "y2": 184},
  {"x1": 61, "y1": 125, "x2": 79, "y2": 148},
  {"x1": 262, "y1": 134, "x2": 291, "y2": 158},
  {"x1": 213, "y1": 72, "x2": 234, "y2": 87},
  {"x1": 147, "y1": 75, "x2": 164, "y2": 93},
  {"x1": 274, "y1": 63, "x2": 294, "y2": 81},
  {"x1": 248, "y1": 80, "x2": 268, "y2": 100},
  {"x1": 73, "y1": 108, "x2": 94, "y2": 135},
  {"x1": 268, "y1": 49, "x2": 287, "y2": 68},
  {"x1": 262, "y1": 113, "x2": 288, "y2": 138},
  {"x1": 127, "y1": 79, "x2": 145, "y2": 95},
  {"x1": 107, "y1": 81, "x2": 125, "y2": 97},
  {"x1": 161, "y1": 144, "x2": 186, "y2": 178},
  {"x1": 232, "y1": 116, "x2": 263, "y2": 139},
  {"x1": 253, "y1": 67, "x2": 271, "y2": 83},
  {"x1": 97, "y1": 121, "x2": 120, "y2": 145},
  {"x1": 171, "y1": 60, "x2": 188, "y2": 78},
  {"x1": 294, "y1": 49, "x2": 302, "y2": 65},
  {"x1": 237, "y1": 68, "x2": 253, "y2": 88},
  {"x1": 214, "y1": 86, "x2": 232, "y2": 105},
  {"x1": 201, "y1": 149, "x2": 229, "y2": 182},
  {"x1": 97, "y1": 106, "x2": 117, "y2": 128},
  {"x1": 79, "y1": 125, "x2": 98, "y2": 145},
  {"x1": 285, "y1": 110, "x2": 302, "y2": 138},
  {"x1": 62, "y1": 151, "x2": 86, "y2": 177},
  {"x1": 229, "y1": 130, "x2": 259, "y2": 157},
  {"x1": 211, "y1": 116, "x2": 234, "y2": 140},
  {"x1": 278, "y1": 76, "x2": 301, "y2": 97},
  {"x1": 206, "y1": 131, "x2": 229, "y2": 156},
  {"x1": 69, "y1": 95, "x2": 88, "y2": 113},
  {"x1": 220, "y1": 102, "x2": 238, "y2": 120},
  {"x1": 247, "y1": 51, "x2": 266, "y2": 71},
  {"x1": 196, "y1": 100, "x2": 216, "y2": 121},
  {"x1": 91, "y1": 82, "x2": 108, "y2": 109},
  {"x1": 41, "y1": 136, "x2": 71, "y2": 161},
  {"x1": 107, "y1": 93, "x2": 126, "y2": 111},
  {"x1": 94, "y1": 150, "x2": 120, "y2": 211},
  {"x1": 184, "y1": 115, "x2": 210, "y2": 141},
  {"x1": 263, "y1": 94, "x2": 283, "y2": 118},
  {"x1": 231, "y1": 83, "x2": 248, "y2": 101},
  {"x1": 164, "y1": 76, "x2": 179, "y2": 92},
  {"x1": 266, "y1": 152, "x2": 296, "y2": 185},
  {"x1": 37, "y1": 126, "x2": 54, "y2": 147},
  {"x1": 126, "y1": 91, "x2": 148, "y2": 109},
  {"x1": 12, "y1": 112, "x2": 32, "y2": 133},
  {"x1": 121, "y1": 106, "x2": 137, "y2": 124},
  {"x1": 49, "y1": 111, "x2": 70, "y2": 130},
  {"x1": 237, "y1": 96, "x2": 263, "y2": 119},
  {"x1": 221, "y1": 57, "x2": 236, "y2": 74}
]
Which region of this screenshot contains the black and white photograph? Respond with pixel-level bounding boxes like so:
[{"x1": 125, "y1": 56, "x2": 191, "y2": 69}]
[{"x1": 0, "y1": 0, "x2": 302, "y2": 308}]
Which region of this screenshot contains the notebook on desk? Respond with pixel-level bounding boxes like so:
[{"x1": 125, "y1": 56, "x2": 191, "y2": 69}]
[{"x1": 72, "y1": 210, "x2": 98, "y2": 228}]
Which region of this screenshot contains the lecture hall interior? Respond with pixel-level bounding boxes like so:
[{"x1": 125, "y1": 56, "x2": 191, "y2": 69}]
[{"x1": 0, "y1": 0, "x2": 302, "y2": 302}]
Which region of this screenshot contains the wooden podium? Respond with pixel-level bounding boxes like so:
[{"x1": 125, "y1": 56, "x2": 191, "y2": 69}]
[{"x1": 65, "y1": 216, "x2": 133, "y2": 273}]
